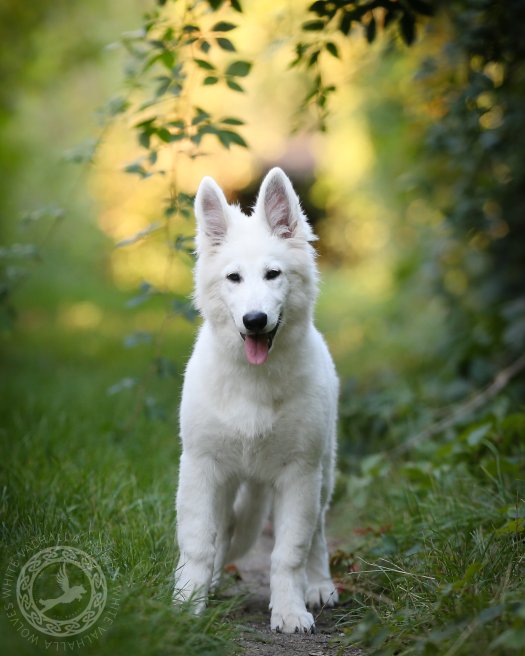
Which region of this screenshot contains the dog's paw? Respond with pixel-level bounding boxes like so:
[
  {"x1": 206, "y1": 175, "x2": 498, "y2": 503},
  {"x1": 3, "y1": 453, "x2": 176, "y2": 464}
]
[
  {"x1": 271, "y1": 607, "x2": 316, "y2": 634},
  {"x1": 173, "y1": 582, "x2": 207, "y2": 615},
  {"x1": 305, "y1": 579, "x2": 339, "y2": 609},
  {"x1": 172, "y1": 593, "x2": 207, "y2": 615}
]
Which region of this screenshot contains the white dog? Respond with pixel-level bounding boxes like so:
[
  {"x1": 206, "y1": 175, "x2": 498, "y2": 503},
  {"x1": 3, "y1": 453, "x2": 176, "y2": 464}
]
[{"x1": 174, "y1": 168, "x2": 339, "y2": 634}]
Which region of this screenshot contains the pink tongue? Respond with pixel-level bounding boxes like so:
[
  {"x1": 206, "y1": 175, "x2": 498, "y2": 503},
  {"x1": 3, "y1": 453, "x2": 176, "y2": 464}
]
[{"x1": 244, "y1": 334, "x2": 269, "y2": 365}]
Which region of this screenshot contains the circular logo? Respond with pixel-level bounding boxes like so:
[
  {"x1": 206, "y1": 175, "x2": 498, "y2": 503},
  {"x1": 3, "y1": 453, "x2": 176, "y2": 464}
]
[{"x1": 16, "y1": 546, "x2": 107, "y2": 637}]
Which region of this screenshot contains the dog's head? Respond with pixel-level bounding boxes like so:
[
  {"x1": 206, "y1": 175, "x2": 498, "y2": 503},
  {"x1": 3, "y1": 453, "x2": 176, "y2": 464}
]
[{"x1": 193, "y1": 168, "x2": 318, "y2": 365}]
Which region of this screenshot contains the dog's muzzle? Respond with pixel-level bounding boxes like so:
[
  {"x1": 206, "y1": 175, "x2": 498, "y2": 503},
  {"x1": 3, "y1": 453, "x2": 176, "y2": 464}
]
[{"x1": 240, "y1": 315, "x2": 281, "y2": 365}]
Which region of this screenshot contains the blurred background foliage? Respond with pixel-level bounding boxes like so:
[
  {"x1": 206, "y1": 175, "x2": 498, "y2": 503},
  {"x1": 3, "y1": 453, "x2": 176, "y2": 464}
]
[{"x1": 1, "y1": 1, "x2": 524, "y2": 655}]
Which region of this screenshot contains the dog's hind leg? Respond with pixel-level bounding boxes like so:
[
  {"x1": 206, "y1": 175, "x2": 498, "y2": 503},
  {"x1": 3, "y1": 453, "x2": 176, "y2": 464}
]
[{"x1": 226, "y1": 481, "x2": 272, "y2": 562}]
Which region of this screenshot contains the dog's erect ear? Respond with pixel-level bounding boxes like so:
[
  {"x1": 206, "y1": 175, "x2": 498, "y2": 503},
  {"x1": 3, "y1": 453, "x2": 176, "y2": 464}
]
[
  {"x1": 194, "y1": 176, "x2": 229, "y2": 249},
  {"x1": 257, "y1": 167, "x2": 315, "y2": 241}
]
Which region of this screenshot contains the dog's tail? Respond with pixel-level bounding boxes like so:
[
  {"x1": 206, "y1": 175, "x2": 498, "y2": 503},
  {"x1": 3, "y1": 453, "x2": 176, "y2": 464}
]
[{"x1": 226, "y1": 481, "x2": 272, "y2": 561}]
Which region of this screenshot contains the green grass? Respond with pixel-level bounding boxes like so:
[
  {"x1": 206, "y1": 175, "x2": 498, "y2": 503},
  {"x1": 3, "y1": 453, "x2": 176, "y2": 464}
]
[
  {"x1": 330, "y1": 412, "x2": 525, "y2": 655},
  {"x1": 1, "y1": 245, "x2": 524, "y2": 656},
  {"x1": 0, "y1": 258, "x2": 240, "y2": 655}
]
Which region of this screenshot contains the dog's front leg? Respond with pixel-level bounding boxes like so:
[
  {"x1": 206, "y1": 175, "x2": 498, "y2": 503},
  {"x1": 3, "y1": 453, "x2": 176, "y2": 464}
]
[
  {"x1": 174, "y1": 452, "x2": 221, "y2": 613},
  {"x1": 270, "y1": 464, "x2": 321, "y2": 634}
]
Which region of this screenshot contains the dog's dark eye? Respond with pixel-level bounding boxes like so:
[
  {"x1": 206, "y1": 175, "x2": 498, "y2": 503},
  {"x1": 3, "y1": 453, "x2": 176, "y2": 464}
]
[
  {"x1": 265, "y1": 269, "x2": 281, "y2": 280},
  {"x1": 226, "y1": 272, "x2": 242, "y2": 283}
]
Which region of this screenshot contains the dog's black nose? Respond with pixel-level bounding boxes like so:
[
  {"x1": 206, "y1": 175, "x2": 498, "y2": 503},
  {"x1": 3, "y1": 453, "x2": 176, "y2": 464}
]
[{"x1": 243, "y1": 311, "x2": 268, "y2": 332}]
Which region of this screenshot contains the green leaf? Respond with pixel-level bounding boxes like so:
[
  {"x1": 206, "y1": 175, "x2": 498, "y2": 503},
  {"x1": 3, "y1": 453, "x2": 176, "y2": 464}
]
[
  {"x1": 203, "y1": 75, "x2": 219, "y2": 85},
  {"x1": 231, "y1": 0, "x2": 242, "y2": 11},
  {"x1": 192, "y1": 108, "x2": 211, "y2": 124},
  {"x1": 217, "y1": 129, "x2": 247, "y2": 148},
  {"x1": 225, "y1": 60, "x2": 252, "y2": 77},
  {"x1": 173, "y1": 298, "x2": 199, "y2": 322},
  {"x1": 309, "y1": 1, "x2": 328, "y2": 15},
  {"x1": 400, "y1": 10, "x2": 416, "y2": 45},
  {"x1": 139, "y1": 131, "x2": 150, "y2": 149},
  {"x1": 193, "y1": 58, "x2": 215, "y2": 70},
  {"x1": 174, "y1": 235, "x2": 195, "y2": 252},
  {"x1": 200, "y1": 40, "x2": 211, "y2": 54},
  {"x1": 406, "y1": 0, "x2": 434, "y2": 17},
  {"x1": 216, "y1": 37, "x2": 236, "y2": 51},
  {"x1": 226, "y1": 79, "x2": 244, "y2": 92},
  {"x1": 302, "y1": 20, "x2": 325, "y2": 31},
  {"x1": 160, "y1": 50, "x2": 175, "y2": 70},
  {"x1": 62, "y1": 138, "x2": 98, "y2": 164},
  {"x1": 308, "y1": 50, "x2": 320, "y2": 67},
  {"x1": 157, "y1": 127, "x2": 172, "y2": 142},
  {"x1": 126, "y1": 281, "x2": 154, "y2": 308},
  {"x1": 384, "y1": 8, "x2": 398, "y2": 29},
  {"x1": 366, "y1": 16, "x2": 377, "y2": 43},
  {"x1": 221, "y1": 117, "x2": 245, "y2": 125},
  {"x1": 325, "y1": 42, "x2": 339, "y2": 58},
  {"x1": 339, "y1": 11, "x2": 353, "y2": 36},
  {"x1": 212, "y1": 21, "x2": 237, "y2": 32},
  {"x1": 123, "y1": 162, "x2": 150, "y2": 178},
  {"x1": 155, "y1": 75, "x2": 171, "y2": 97},
  {"x1": 104, "y1": 95, "x2": 130, "y2": 116}
]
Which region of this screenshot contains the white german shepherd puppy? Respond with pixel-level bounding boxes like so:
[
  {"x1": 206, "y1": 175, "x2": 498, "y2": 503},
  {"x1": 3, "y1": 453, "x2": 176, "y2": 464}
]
[{"x1": 174, "y1": 168, "x2": 339, "y2": 634}]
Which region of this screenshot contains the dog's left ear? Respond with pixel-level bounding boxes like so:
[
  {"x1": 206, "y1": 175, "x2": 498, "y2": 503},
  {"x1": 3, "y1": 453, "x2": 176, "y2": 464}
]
[{"x1": 256, "y1": 168, "x2": 316, "y2": 242}]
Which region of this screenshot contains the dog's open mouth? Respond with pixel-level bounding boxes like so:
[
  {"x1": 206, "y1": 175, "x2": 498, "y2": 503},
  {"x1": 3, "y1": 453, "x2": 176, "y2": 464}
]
[{"x1": 240, "y1": 316, "x2": 281, "y2": 366}]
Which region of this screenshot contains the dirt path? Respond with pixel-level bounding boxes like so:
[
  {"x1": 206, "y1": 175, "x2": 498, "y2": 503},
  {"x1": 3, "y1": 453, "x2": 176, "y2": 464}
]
[{"x1": 226, "y1": 527, "x2": 362, "y2": 656}]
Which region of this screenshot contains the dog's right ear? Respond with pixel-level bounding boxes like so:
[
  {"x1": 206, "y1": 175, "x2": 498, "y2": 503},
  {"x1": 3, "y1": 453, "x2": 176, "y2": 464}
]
[{"x1": 194, "y1": 176, "x2": 229, "y2": 250}]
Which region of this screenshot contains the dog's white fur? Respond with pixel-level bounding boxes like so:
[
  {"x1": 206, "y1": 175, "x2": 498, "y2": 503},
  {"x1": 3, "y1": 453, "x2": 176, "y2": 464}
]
[{"x1": 174, "y1": 168, "x2": 339, "y2": 633}]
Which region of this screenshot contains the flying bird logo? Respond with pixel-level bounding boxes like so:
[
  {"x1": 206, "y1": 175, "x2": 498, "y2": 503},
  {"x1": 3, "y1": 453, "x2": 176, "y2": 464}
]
[{"x1": 39, "y1": 563, "x2": 87, "y2": 613}]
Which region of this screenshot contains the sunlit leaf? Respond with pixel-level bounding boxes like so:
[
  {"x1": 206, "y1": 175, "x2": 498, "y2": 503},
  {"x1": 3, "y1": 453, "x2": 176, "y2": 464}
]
[
  {"x1": 212, "y1": 21, "x2": 237, "y2": 32},
  {"x1": 123, "y1": 161, "x2": 150, "y2": 178},
  {"x1": 217, "y1": 129, "x2": 247, "y2": 148},
  {"x1": 226, "y1": 79, "x2": 244, "y2": 92},
  {"x1": 221, "y1": 117, "x2": 244, "y2": 125},
  {"x1": 325, "y1": 42, "x2": 339, "y2": 58},
  {"x1": 193, "y1": 58, "x2": 215, "y2": 70},
  {"x1": 216, "y1": 37, "x2": 236, "y2": 51},
  {"x1": 62, "y1": 138, "x2": 98, "y2": 164},
  {"x1": 226, "y1": 60, "x2": 251, "y2": 77}
]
